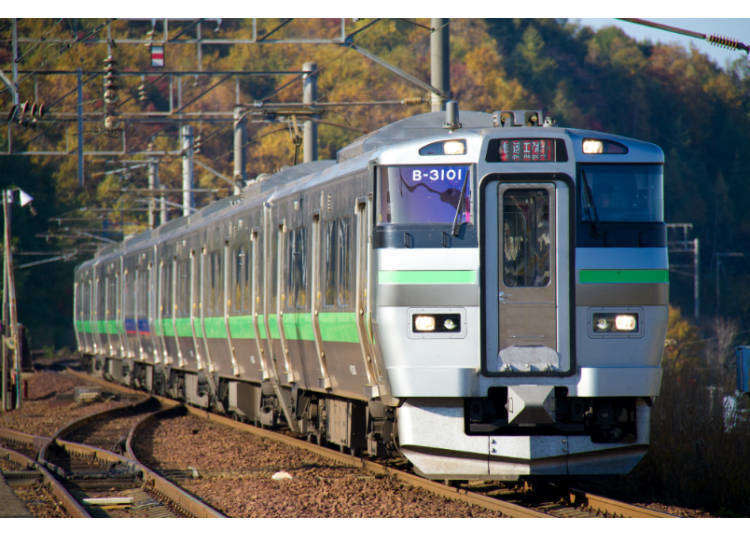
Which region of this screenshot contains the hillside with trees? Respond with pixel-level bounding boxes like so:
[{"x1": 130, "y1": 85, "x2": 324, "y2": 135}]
[{"x1": 1, "y1": 18, "x2": 748, "y2": 349}]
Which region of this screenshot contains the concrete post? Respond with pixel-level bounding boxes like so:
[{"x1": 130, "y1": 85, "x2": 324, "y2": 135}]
[
  {"x1": 233, "y1": 106, "x2": 246, "y2": 194},
  {"x1": 181, "y1": 125, "x2": 194, "y2": 217},
  {"x1": 303, "y1": 62, "x2": 318, "y2": 163}
]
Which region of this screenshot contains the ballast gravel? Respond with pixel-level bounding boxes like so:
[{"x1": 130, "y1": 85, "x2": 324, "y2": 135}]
[
  {"x1": 135, "y1": 414, "x2": 499, "y2": 518},
  {"x1": 0, "y1": 370, "x2": 131, "y2": 438}
]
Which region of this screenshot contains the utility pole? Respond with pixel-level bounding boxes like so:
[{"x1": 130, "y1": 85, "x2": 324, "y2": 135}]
[
  {"x1": 147, "y1": 159, "x2": 159, "y2": 228},
  {"x1": 181, "y1": 124, "x2": 194, "y2": 217},
  {"x1": 2, "y1": 191, "x2": 21, "y2": 410},
  {"x1": 233, "y1": 106, "x2": 246, "y2": 194},
  {"x1": 11, "y1": 19, "x2": 18, "y2": 107},
  {"x1": 302, "y1": 62, "x2": 318, "y2": 163},
  {"x1": 1, "y1": 194, "x2": 6, "y2": 411},
  {"x1": 430, "y1": 18, "x2": 450, "y2": 112},
  {"x1": 77, "y1": 68, "x2": 84, "y2": 187}
]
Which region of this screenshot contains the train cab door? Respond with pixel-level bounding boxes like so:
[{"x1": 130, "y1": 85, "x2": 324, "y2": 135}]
[{"x1": 481, "y1": 176, "x2": 572, "y2": 376}]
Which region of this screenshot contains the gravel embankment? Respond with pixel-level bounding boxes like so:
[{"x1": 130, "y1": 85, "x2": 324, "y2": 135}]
[
  {"x1": 0, "y1": 370, "x2": 132, "y2": 437},
  {"x1": 136, "y1": 414, "x2": 499, "y2": 517},
  {"x1": 0, "y1": 368, "x2": 715, "y2": 518}
]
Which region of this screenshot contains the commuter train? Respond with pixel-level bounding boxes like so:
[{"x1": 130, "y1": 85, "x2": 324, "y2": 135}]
[{"x1": 74, "y1": 106, "x2": 668, "y2": 480}]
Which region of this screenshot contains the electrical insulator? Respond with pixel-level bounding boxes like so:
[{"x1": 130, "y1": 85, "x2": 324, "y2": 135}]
[
  {"x1": 7, "y1": 101, "x2": 46, "y2": 126},
  {"x1": 194, "y1": 134, "x2": 202, "y2": 154},
  {"x1": 137, "y1": 82, "x2": 147, "y2": 102},
  {"x1": 103, "y1": 55, "x2": 116, "y2": 71},
  {"x1": 103, "y1": 56, "x2": 118, "y2": 105},
  {"x1": 104, "y1": 115, "x2": 116, "y2": 130}
]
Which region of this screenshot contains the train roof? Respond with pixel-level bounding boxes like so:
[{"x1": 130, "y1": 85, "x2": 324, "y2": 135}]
[{"x1": 337, "y1": 111, "x2": 494, "y2": 162}]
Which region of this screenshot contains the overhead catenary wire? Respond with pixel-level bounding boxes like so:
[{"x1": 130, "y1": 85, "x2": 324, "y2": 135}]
[{"x1": 620, "y1": 18, "x2": 750, "y2": 54}]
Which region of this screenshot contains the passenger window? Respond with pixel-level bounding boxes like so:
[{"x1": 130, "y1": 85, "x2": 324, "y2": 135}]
[
  {"x1": 337, "y1": 217, "x2": 351, "y2": 307},
  {"x1": 324, "y1": 220, "x2": 337, "y2": 306},
  {"x1": 502, "y1": 189, "x2": 550, "y2": 287},
  {"x1": 295, "y1": 227, "x2": 307, "y2": 309}
]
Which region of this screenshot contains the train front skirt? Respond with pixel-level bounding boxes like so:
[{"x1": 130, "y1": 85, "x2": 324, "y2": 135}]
[{"x1": 397, "y1": 399, "x2": 651, "y2": 479}]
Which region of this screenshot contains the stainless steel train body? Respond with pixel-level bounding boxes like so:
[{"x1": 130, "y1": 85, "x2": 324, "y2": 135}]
[{"x1": 74, "y1": 109, "x2": 668, "y2": 480}]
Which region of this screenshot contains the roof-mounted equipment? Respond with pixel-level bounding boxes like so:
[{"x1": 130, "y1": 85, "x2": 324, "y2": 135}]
[{"x1": 493, "y1": 110, "x2": 552, "y2": 128}]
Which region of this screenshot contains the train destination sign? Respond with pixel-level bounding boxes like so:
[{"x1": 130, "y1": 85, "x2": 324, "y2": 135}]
[{"x1": 486, "y1": 138, "x2": 567, "y2": 163}]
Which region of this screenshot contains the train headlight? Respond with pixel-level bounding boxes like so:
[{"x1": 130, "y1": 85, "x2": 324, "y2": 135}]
[
  {"x1": 418, "y1": 139, "x2": 466, "y2": 156},
  {"x1": 414, "y1": 315, "x2": 436, "y2": 332},
  {"x1": 443, "y1": 318, "x2": 458, "y2": 331},
  {"x1": 594, "y1": 317, "x2": 611, "y2": 332},
  {"x1": 442, "y1": 140, "x2": 466, "y2": 155},
  {"x1": 582, "y1": 138, "x2": 628, "y2": 155},
  {"x1": 582, "y1": 139, "x2": 604, "y2": 154},
  {"x1": 615, "y1": 314, "x2": 638, "y2": 332},
  {"x1": 411, "y1": 313, "x2": 462, "y2": 334},
  {"x1": 593, "y1": 313, "x2": 639, "y2": 333}
]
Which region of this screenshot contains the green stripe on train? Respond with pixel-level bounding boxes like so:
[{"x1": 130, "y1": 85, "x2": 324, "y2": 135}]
[
  {"x1": 79, "y1": 312, "x2": 360, "y2": 343},
  {"x1": 579, "y1": 269, "x2": 669, "y2": 284},
  {"x1": 378, "y1": 270, "x2": 477, "y2": 285}
]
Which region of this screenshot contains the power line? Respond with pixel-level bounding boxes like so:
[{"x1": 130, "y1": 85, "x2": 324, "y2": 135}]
[{"x1": 620, "y1": 19, "x2": 750, "y2": 54}]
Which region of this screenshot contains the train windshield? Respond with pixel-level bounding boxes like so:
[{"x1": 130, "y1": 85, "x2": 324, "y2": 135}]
[
  {"x1": 377, "y1": 165, "x2": 472, "y2": 225},
  {"x1": 578, "y1": 164, "x2": 663, "y2": 223}
]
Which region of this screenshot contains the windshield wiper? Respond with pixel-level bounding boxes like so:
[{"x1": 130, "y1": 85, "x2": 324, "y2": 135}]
[
  {"x1": 450, "y1": 174, "x2": 470, "y2": 237},
  {"x1": 580, "y1": 169, "x2": 601, "y2": 235}
]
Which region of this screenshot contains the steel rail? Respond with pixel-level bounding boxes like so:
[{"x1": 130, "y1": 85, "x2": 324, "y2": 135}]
[
  {"x1": 66, "y1": 368, "x2": 549, "y2": 518},
  {"x1": 568, "y1": 488, "x2": 676, "y2": 518},
  {"x1": 0, "y1": 444, "x2": 91, "y2": 517},
  {"x1": 68, "y1": 368, "x2": 678, "y2": 518},
  {"x1": 13, "y1": 388, "x2": 224, "y2": 518}
]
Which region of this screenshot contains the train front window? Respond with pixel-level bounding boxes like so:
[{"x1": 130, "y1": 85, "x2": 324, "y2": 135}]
[
  {"x1": 578, "y1": 164, "x2": 663, "y2": 223},
  {"x1": 377, "y1": 165, "x2": 472, "y2": 225}
]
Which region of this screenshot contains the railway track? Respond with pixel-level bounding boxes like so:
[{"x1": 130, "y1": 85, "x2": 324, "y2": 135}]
[
  {"x1": 0, "y1": 391, "x2": 224, "y2": 518},
  {"x1": 67, "y1": 367, "x2": 676, "y2": 518}
]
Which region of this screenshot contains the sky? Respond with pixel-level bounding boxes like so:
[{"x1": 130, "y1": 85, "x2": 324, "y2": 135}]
[{"x1": 577, "y1": 18, "x2": 750, "y2": 71}]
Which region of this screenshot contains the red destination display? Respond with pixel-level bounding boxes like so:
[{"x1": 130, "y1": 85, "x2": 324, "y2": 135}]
[
  {"x1": 498, "y1": 139, "x2": 553, "y2": 162},
  {"x1": 486, "y1": 138, "x2": 566, "y2": 163}
]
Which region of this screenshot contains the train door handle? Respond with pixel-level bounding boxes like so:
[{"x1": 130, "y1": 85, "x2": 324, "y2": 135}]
[{"x1": 498, "y1": 291, "x2": 511, "y2": 303}]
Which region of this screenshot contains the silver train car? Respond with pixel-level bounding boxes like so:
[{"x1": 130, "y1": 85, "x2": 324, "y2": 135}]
[{"x1": 74, "y1": 108, "x2": 668, "y2": 480}]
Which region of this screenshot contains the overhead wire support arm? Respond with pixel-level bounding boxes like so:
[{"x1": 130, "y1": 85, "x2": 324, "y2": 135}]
[
  {"x1": 343, "y1": 41, "x2": 450, "y2": 100},
  {"x1": 18, "y1": 252, "x2": 77, "y2": 269},
  {"x1": 194, "y1": 158, "x2": 238, "y2": 191}
]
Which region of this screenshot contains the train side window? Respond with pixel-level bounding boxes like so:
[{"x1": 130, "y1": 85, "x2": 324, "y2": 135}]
[
  {"x1": 231, "y1": 247, "x2": 239, "y2": 313},
  {"x1": 215, "y1": 251, "x2": 224, "y2": 316},
  {"x1": 124, "y1": 269, "x2": 134, "y2": 321},
  {"x1": 109, "y1": 272, "x2": 116, "y2": 321},
  {"x1": 115, "y1": 272, "x2": 121, "y2": 321},
  {"x1": 337, "y1": 216, "x2": 351, "y2": 307},
  {"x1": 242, "y1": 245, "x2": 251, "y2": 312},
  {"x1": 295, "y1": 226, "x2": 307, "y2": 309},
  {"x1": 97, "y1": 275, "x2": 105, "y2": 322},
  {"x1": 176, "y1": 260, "x2": 188, "y2": 317},
  {"x1": 270, "y1": 231, "x2": 278, "y2": 306},
  {"x1": 137, "y1": 268, "x2": 148, "y2": 318},
  {"x1": 324, "y1": 219, "x2": 337, "y2": 307},
  {"x1": 207, "y1": 251, "x2": 215, "y2": 315},
  {"x1": 286, "y1": 229, "x2": 295, "y2": 309}
]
